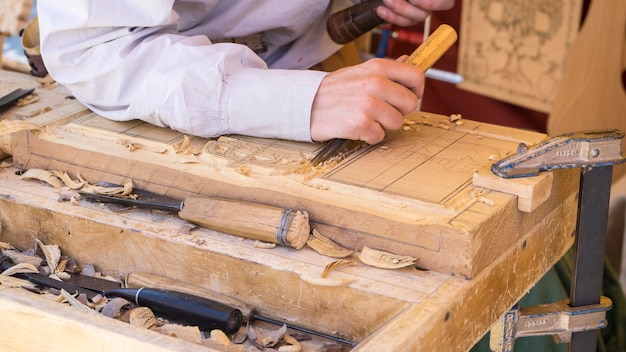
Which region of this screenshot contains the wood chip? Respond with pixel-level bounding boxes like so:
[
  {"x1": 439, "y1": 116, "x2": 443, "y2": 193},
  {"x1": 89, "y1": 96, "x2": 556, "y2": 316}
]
[
  {"x1": 36, "y1": 239, "x2": 61, "y2": 274},
  {"x1": 20, "y1": 168, "x2": 64, "y2": 188},
  {"x1": 247, "y1": 323, "x2": 287, "y2": 349},
  {"x1": 0, "y1": 262, "x2": 38, "y2": 276},
  {"x1": 306, "y1": 230, "x2": 355, "y2": 258},
  {"x1": 129, "y1": 306, "x2": 157, "y2": 329},
  {"x1": 322, "y1": 260, "x2": 357, "y2": 278},
  {"x1": 153, "y1": 324, "x2": 203, "y2": 344},
  {"x1": 358, "y1": 247, "x2": 418, "y2": 269}
]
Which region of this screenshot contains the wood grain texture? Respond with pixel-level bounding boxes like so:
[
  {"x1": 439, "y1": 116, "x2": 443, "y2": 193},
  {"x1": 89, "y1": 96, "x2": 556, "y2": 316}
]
[
  {"x1": 0, "y1": 165, "x2": 577, "y2": 351},
  {"x1": 4, "y1": 87, "x2": 577, "y2": 278}
]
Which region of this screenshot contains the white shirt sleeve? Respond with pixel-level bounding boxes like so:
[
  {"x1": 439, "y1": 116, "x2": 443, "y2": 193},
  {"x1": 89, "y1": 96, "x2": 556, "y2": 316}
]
[{"x1": 37, "y1": 0, "x2": 334, "y2": 142}]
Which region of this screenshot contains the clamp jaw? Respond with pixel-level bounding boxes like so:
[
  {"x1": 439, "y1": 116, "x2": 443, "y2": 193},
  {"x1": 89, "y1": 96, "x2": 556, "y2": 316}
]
[{"x1": 492, "y1": 129, "x2": 626, "y2": 178}]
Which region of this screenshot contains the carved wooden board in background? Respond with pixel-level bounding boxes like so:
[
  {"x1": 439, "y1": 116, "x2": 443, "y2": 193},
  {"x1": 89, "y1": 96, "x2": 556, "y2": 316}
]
[{"x1": 457, "y1": 0, "x2": 582, "y2": 113}]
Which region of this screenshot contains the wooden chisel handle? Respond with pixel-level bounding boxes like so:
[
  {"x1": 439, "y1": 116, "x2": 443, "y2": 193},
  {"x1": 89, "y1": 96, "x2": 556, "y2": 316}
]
[
  {"x1": 327, "y1": 0, "x2": 385, "y2": 44},
  {"x1": 405, "y1": 24, "x2": 457, "y2": 70},
  {"x1": 178, "y1": 196, "x2": 310, "y2": 249}
]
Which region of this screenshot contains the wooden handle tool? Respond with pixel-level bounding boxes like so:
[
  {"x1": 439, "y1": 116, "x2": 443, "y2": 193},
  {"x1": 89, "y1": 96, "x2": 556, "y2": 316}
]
[
  {"x1": 311, "y1": 24, "x2": 458, "y2": 166},
  {"x1": 78, "y1": 191, "x2": 310, "y2": 249},
  {"x1": 327, "y1": 0, "x2": 385, "y2": 44}
]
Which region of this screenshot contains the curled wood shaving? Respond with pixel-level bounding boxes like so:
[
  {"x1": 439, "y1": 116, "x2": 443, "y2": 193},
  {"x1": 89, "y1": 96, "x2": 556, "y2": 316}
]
[
  {"x1": 101, "y1": 297, "x2": 131, "y2": 318},
  {"x1": 20, "y1": 168, "x2": 64, "y2": 188},
  {"x1": 300, "y1": 274, "x2": 354, "y2": 287},
  {"x1": 278, "y1": 334, "x2": 302, "y2": 352},
  {"x1": 51, "y1": 170, "x2": 87, "y2": 190},
  {"x1": 1, "y1": 249, "x2": 42, "y2": 266},
  {"x1": 358, "y1": 247, "x2": 418, "y2": 269},
  {"x1": 16, "y1": 93, "x2": 39, "y2": 106},
  {"x1": 306, "y1": 230, "x2": 355, "y2": 258},
  {"x1": 247, "y1": 323, "x2": 287, "y2": 349},
  {"x1": 0, "y1": 262, "x2": 38, "y2": 276},
  {"x1": 58, "y1": 289, "x2": 94, "y2": 312},
  {"x1": 174, "y1": 135, "x2": 191, "y2": 154},
  {"x1": 129, "y1": 306, "x2": 157, "y2": 329},
  {"x1": 36, "y1": 239, "x2": 61, "y2": 274},
  {"x1": 322, "y1": 260, "x2": 357, "y2": 278},
  {"x1": 208, "y1": 329, "x2": 232, "y2": 346}
]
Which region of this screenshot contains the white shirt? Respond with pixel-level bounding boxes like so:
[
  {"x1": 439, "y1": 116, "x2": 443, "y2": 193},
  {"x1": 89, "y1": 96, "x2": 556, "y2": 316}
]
[{"x1": 37, "y1": 0, "x2": 352, "y2": 141}]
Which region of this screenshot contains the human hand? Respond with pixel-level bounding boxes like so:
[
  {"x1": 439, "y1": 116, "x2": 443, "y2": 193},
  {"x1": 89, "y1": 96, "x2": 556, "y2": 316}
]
[
  {"x1": 377, "y1": 0, "x2": 455, "y2": 27},
  {"x1": 310, "y1": 56, "x2": 424, "y2": 144}
]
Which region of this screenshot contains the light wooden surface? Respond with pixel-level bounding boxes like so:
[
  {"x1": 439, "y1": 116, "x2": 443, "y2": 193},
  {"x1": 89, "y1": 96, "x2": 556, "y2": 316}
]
[
  {"x1": 0, "y1": 164, "x2": 578, "y2": 351},
  {"x1": 547, "y1": 0, "x2": 626, "y2": 182},
  {"x1": 1, "y1": 67, "x2": 574, "y2": 278}
]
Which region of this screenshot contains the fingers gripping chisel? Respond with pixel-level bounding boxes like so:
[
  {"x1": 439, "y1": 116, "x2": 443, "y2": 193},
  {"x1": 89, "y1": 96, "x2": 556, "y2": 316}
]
[{"x1": 311, "y1": 23, "x2": 458, "y2": 166}]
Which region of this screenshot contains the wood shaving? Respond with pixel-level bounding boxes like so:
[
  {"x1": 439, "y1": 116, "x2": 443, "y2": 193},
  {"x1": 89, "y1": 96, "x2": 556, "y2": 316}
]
[
  {"x1": 116, "y1": 139, "x2": 167, "y2": 154},
  {"x1": 129, "y1": 306, "x2": 157, "y2": 329},
  {"x1": 102, "y1": 297, "x2": 132, "y2": 318},
  {"x1": 36, "y1": 239, "x2": 61, "y2": 274},
  {"x1": 278, "y1": 334, "x2": 302, "y2": 352},
  {"x1": 174, "y1": 135, "x2": 191, "y2": 154},
  {"x1": 51, "y1": 170, "x2": 87, "y2": 189},
  {"x1": 300, "y1": 274, "x2": 354, "y2": 287},
  {"x1": 15, "y1": 93, "x2": 39, "y2": 106},
  {"x1": 478, "y1": 197, "x2": 495, "y2": 206},
  {"x1": 0, "y1": 262, "x2": 38, "y2": 276},
  {"x1": 449, "y1": 113, "x2": 462, "y2": 122},
  {"x1": 58, "y1": 289, "x2": 94, "y2": 313},
  {"x1": 20, "y1": 168, "x2": 64, "y2": 188},
  {"x1": 1, "y1": 249, "x2": 42, "y2": 266},
  {"x1": 322, "y1": 260, "x2": 357, "y2": 278},
  {"x1": 254, "y1": 241, "x2": 276, "y2": 249},
  {"x1": 247, "y1": 323, "x2": 287, "y2": 349},
  {"x1": 306, "y1": 230, "x2": 355, "y2": 258},
  {"x1": 153, "y1": 324, "x2": 204, "y2": 344},
  {"x1": 358, "y1": 247, "x2": 418, "y2": 269}
]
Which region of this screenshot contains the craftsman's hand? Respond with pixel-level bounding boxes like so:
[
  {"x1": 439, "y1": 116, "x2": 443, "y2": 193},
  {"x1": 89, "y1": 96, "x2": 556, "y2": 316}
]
[
  {"x1": 377, "y1": 0, "x2": 455, "y2": 27},
  {"x1": 310, "y1": 57, "x2": 424, "y2": 144}
]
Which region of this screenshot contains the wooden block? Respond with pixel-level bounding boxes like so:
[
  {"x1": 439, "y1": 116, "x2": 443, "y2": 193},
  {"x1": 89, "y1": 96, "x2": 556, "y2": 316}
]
[
  {"x1": 5, "y1": 101, "x2": 577, "y2": 278},
  {"x1": 473, "y1": 166, "x2": 553, "y2": 212}
]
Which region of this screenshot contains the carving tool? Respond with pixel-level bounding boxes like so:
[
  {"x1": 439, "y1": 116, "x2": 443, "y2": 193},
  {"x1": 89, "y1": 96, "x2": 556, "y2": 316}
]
[
  {"x1": 490, "y1": 129, "x2": 626, "y2": 351},
  {"x1": 327, "y1": 0, "x2": 385, "y2": 44},
  {"x1": 78, "y1": 190, "x2": 310, "y2": 249},
  {"x1": 311, "y1": 23, "x2": 458, "y2": 166},
  {"x1": 0, "y1": 258, "x2": 243, "y2": 334}
]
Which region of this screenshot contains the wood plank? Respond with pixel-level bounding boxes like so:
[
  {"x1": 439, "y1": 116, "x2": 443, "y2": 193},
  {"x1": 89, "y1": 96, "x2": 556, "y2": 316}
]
[
  {"x1": 0, "y1": 163, "x2": 578, "y2": 350},
  {"x1": 0, "y1": 286, "x2": 214, "y2": 352},
  {"x1": 6, "y1": 99, "x2": 570, "y2": 278}
]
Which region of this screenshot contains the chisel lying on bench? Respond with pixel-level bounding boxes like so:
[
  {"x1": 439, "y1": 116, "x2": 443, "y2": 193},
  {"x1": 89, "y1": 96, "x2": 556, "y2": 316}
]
[{"x1": 78, "y1": 191, "x2": 310, "y2": 249}]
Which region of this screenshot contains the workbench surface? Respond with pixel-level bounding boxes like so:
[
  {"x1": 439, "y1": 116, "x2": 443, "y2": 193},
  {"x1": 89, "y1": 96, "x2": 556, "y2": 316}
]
[{"x1": 0, "y1": 69, "x2": 578, "y2": 351}]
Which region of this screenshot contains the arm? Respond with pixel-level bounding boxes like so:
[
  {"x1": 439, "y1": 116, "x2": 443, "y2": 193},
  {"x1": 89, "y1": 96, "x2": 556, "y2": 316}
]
[{"x1": 37, "y1": 0, "x2": 328, "y2": 142}]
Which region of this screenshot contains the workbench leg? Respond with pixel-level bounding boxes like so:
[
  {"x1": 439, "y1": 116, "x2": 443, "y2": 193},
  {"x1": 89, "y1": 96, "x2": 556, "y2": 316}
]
[{"x1": 569, "y1": 165, "x2": 613, "y2": 352}]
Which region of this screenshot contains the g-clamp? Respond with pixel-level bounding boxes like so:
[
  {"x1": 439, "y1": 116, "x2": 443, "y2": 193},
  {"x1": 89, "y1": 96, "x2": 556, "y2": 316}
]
[{"x1": 489, "y1": 129, "x2": 626, "y2": 352}]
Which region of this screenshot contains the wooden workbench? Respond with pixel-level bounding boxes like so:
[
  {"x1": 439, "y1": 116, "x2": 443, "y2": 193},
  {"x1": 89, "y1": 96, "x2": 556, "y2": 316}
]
[{"x1": 0, "y1": 69, "x2": 579, "y2": 351}]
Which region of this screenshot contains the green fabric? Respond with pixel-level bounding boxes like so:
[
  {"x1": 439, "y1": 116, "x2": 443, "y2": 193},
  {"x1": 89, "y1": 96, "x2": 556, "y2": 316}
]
[{"x1": 470, "y1": 249, "x2": 626, "y2": 352}]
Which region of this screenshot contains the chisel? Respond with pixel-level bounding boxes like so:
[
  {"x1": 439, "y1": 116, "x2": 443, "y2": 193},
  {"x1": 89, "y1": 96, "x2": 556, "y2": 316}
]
[
  {"x1": 0, "y1": 258, "x2": 243, "y2": 334},
  {"x1": 327, "y1": 0, "x2": 385, "y2": 44},
  {"x1": 78, "y1": 191, "x2": 310, "y2": 249},
  {"x1": 311, "y1": 23, "x2": 458, "y2": 166}
]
